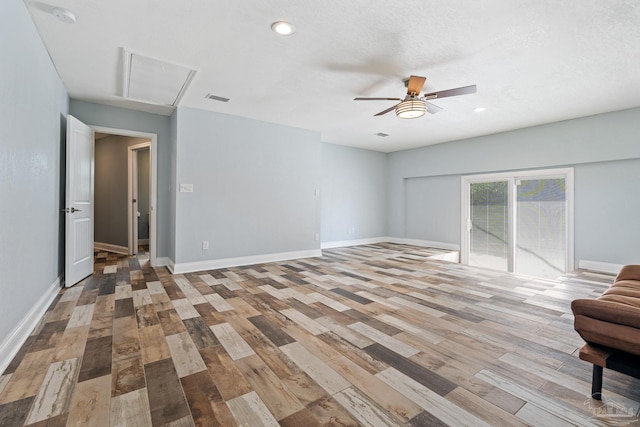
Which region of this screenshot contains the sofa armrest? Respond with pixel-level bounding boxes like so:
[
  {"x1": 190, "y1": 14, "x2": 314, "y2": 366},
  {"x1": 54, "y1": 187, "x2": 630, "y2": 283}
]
[
  {"x1": 615, "y1": 265, "x2": 640, "y2": 282},
  {"x1": 572, "y1": 298, "x2": 640, "y2": 329}
]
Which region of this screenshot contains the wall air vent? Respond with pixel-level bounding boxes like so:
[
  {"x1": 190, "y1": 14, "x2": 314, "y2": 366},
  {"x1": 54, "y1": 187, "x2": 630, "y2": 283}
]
[
  {"x1": 122, "y1": 49, "x2": 197, "y2": 106},
  {"x1": 205, "y1": 93, "x2": 230, "y2": 103}
]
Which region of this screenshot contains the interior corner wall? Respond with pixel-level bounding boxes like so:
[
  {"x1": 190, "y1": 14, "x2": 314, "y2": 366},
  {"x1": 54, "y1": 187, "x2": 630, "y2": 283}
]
[
  {"x1": 0, "y1": 0, "x2": 69, "y2": 356},
  {"x1": 173, "y1": 107, "x2": 322, "y2": 266},
  {"x1": 388, "y1": 107, "x2": 640, "y2": 266},
  {"x1": 69, "y1": 100, "x2": 172, "y2": 259},
  {"x1": 321, "y1": 143, "x2": 388, "y2": 244}
]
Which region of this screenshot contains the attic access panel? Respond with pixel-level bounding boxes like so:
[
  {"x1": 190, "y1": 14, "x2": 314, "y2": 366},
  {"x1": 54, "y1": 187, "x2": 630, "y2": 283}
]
[{"x1": 123, "y1": 50, "x2": 197, "y2": 106}]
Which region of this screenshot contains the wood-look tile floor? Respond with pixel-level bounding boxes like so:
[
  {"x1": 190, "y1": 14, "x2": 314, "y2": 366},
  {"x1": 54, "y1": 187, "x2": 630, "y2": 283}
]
[{"x1": 1, "y1": 244, "x2": 639, "y2": 426}]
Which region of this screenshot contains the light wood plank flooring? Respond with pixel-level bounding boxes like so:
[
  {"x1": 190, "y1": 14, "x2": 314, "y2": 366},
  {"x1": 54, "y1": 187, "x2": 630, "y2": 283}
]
[{"x1": 0, "y1": 244, "x2": 638, "y2": 426}]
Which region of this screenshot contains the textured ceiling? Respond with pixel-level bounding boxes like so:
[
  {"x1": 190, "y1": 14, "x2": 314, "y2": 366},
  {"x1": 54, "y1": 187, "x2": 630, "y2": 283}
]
[{"x1": 24, "y1": 0, "x2": 640, "y2": 152}]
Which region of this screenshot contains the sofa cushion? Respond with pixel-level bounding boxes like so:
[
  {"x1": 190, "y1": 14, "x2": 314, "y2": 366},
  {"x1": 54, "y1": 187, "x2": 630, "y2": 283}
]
[
  {"x1": 572, "y1": 276, "x2": 640, "y2": 357},
  {"x1": 615, "y1": 264, "x2": 640, "y2": 282}
]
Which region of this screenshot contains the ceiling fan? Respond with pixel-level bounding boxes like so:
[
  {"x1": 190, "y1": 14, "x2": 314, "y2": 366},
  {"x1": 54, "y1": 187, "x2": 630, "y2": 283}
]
[{"x1": 354, "y1": 75, "x2": 477, "y2": 119}]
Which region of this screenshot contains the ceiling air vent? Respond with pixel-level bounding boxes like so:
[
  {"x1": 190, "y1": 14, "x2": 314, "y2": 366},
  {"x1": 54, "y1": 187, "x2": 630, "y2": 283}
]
[
  {"x1": 205, "y1": 93, "x2": 230, "y2": 103},
  {"x1": 123, "y1": 49, "x2": 197, "y2": 106}
]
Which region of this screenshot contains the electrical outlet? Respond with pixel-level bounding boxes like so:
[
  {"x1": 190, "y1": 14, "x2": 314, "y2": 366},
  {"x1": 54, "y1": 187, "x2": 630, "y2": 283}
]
[
  {"x1": 314, "y1": 233, "x2": 320, "y2": 241},
  {"x1": 202, "y1": 240, "x2": 209, "y2": 250}
]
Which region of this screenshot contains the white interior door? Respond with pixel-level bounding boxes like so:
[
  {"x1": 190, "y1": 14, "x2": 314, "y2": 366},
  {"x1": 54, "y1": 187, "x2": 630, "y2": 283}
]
[{"x1": 65, "y1": 115, "x2": 94, "y2": 287}]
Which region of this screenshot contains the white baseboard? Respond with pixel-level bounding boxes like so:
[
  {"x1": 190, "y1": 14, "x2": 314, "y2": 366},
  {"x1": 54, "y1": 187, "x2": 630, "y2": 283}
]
[
  {"x1": 155, "y1": 257, "x2": 172, "y2": 269},
  {"x1": 94, "y1": 242, "x2": 129, "y2": 255},
  {"x1": 171, "y1": 249, "x2": 322, "y2": 274},
  {"x1": 321, "y1": 237, "x2": 389, "y2": 249},
  {"x1": 386, "y1": 237, "x2": 461, "y2": 251},
  {"x1": 578, "y1": 260, "x2": 624, "y2": 275},
  {"x1": 0, "y1": 276, "x2": 62, "y2": 375}
]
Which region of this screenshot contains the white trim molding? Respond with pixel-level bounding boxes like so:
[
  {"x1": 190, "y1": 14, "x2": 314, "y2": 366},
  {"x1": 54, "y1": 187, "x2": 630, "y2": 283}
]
[
  {"x1": 155, "y1": 257, "x2": 172, "y2": 269},
  {"x1": 321, "y1": 237, "x2": 389, "y2": 249},
  {"x1": 386, "y1": 237, "x2": 461, "y2": 251},
  {"x1": 170, "y1": 249, "x2": 322, "y2": 274},
  {"x1": 94, "y1": 242, "x2": 129, "y2": 255},
  {"x1": 321, "y1": 237, "x2": 460, "y2": 251},
  {"x1": 578, "y1": 260, "x2": 624, "y2": 275},
  {"x1": 0, "y1": 276, "x2": 62, "y2": 374}
]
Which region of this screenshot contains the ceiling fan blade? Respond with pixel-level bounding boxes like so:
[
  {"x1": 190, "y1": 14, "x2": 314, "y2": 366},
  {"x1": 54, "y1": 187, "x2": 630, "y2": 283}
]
[
  {"x1": 374, "y1": 103, "x2": 400, "y2": 116},
  {"x1": 426, "y1": 102, "x2": 443, "y2": 114},
  {"x1": 354, "y1": 97, "x2": 402, "y2": 101},
  {"x1": 406, "y1": 75, "x2": 426, "y2": 95},
  {"x1": 423, "y1": 85, "x2": 477, "y2": 100}
]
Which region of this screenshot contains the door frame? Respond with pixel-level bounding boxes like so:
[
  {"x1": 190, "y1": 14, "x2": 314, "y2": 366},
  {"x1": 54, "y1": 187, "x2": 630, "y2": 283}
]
[
  {"x1": 460, "y1": 167, "x2": 575, "y2": 273},
  {"x1": 128, "y1": 142, "x2": 151, "y2": 256},
  {"x1": 92, "y1": 126, "x2": 158, "y2": 267}
]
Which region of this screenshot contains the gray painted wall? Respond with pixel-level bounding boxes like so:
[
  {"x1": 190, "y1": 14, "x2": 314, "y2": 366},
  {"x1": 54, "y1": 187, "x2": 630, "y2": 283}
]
[
  {"x1": 389, "y1": 107, "x2": 640, "y2": 266},
  {"x1": 138, "y1": 149, "x2": 150, "y2": 240},
  {"x1": 574, "y1": 158, "x2": 640, "y2": 264},
  {"x1": 0, "y1": 0, "x2": 68, "y2": 347},
  {"x1": 94, "y1": 136, "x2": 150, "y2": 247},
  {"x1": 69, "y1": 101, "x2": 171, "y2": 258},
  {"x1": 405, "y1": 174, "x2": 461, "y2": 245},
  {"x1": 173, "y1": 107, "x2": 322, "y2": 263},
  {"x1": 321, "y1": 143, "x2": 388, "y2": 243}
]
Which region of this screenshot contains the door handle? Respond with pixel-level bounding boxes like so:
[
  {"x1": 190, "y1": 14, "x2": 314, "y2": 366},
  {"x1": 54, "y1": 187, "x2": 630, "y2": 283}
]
[{"x1": 61, "y1": 207, "x2": 83, "y2": 213}]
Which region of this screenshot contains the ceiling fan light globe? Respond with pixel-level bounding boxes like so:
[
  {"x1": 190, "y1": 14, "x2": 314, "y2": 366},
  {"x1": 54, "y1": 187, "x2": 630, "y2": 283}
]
[{"x1": 396, "y1": 98, "x2": 426, "y2": 119}]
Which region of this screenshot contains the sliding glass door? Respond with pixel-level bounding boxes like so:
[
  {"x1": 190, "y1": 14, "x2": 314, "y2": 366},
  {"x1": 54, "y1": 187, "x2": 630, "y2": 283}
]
[
  {"x1": 468, "y1": 181, "x2": 510, "y2": 272},
  {"x1": 462, "y1": 169, "x2": 573, "y2": 279}
]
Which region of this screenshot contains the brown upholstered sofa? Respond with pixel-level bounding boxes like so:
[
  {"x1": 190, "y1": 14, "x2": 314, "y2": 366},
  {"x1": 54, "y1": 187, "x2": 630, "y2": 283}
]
[{"x1": 572, "y1": 265, "x2": 640, "y2": 399}]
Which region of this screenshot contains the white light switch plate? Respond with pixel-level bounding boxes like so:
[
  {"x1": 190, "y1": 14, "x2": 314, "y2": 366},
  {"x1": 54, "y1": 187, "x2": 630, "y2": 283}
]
[{"x1": 179, "y1": 183, "x2": 193, "y2": 193}]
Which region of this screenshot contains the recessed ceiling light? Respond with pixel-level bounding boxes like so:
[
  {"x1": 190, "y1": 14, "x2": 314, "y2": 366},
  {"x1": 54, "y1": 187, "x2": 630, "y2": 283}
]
[
  {"x1": 474, "y1": 107, "x2": 487, "y2": 113},
  {"x1": 271, "y1": 21, "x2": 295, "y2": 36},
  {"x1": 52, "y1": 7, "x2": 77, "y2": 24}
]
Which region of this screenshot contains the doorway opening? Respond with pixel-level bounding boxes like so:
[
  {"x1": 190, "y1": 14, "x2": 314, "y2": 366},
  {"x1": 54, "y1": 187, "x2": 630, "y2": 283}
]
[
  {"x1": 461, "y1": 168, "x2": 574, "y2": 279},
  {"x1": 92, "y1": 127, "x2": 158, "y2": 267}
]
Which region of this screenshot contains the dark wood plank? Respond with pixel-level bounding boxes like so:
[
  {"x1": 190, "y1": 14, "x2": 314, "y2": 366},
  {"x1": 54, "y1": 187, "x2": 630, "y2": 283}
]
[
  {"x1": 363, "y1": 343, "x2": 457, "y2": 396},
  {"x1": 330, "y1": 288, "x2": 374, "y2": 305},
  {"x1": 144, "y1": 358, "x2": 191, "y2": 427},
  {"x1": 114, "y1": 298, "x2": 135, "y2": 319},
  {"x1": 0, "y1": 396, "x2": 34, "y2": 427},
  {"x1": 78, "y1": 335, "x2": 112, "y2": 382},
  {"x1": 248, "y1": 315, "x2": 295, "y2": 347}
]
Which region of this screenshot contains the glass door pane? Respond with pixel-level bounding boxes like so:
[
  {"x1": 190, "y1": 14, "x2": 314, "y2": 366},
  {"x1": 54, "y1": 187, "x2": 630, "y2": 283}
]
[
  {"x1": 469, "y1": 181, "x2": 509, "y2": 271},
  {"x1": 515, "y1": 178, "x2": 566, "y2": 279}
]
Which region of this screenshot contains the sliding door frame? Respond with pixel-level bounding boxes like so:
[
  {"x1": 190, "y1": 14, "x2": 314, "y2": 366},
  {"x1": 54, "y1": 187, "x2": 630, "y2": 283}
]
[{"x1": 460, "y1": 168, "x2": 574, "y2": 274}]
